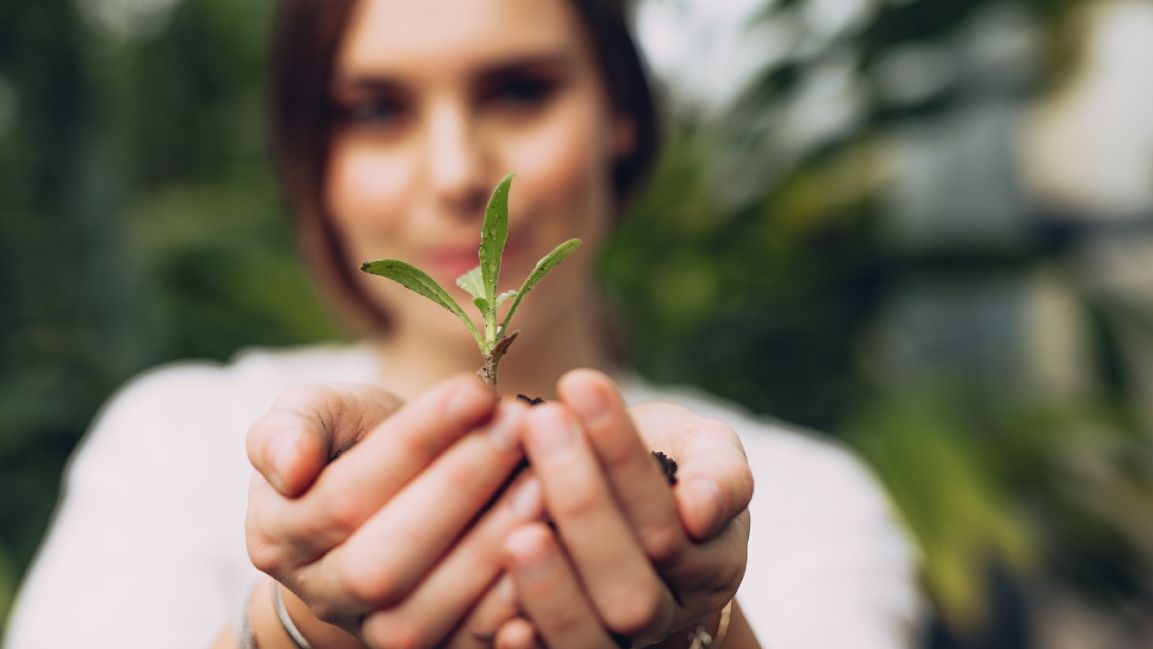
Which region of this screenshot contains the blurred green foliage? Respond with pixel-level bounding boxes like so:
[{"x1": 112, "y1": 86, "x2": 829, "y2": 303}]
[
  {"x1": 0, "y1": 0, "x2": 340, "y2": 633},
  {"x1": 2, "y1": 0, "x2": 1152, "y2": 646}
]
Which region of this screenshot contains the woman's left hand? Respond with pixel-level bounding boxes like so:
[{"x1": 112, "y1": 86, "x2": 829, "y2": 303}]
[{"x1": 492, "y1": 369, "x2": 753, "y2": 648}]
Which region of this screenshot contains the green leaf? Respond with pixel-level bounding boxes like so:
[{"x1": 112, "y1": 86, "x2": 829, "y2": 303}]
[
  {"x1": 480, "y1": 174, "x2": 514, "y2": 304},
  {"x1": 500, "y1": 239, "x2": 581, "y2": 332},
  {"x1": 473, "y1": 296, "x2": 489, "y2": 313},
  {"x1": 456, "y1": 266, "x2": 485, "y2": 300},
  {"x1": 361, "y1": 259, "x2": 481, "y2": 342}
]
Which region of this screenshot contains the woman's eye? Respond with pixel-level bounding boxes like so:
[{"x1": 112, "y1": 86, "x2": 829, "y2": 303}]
[
  {"x1": 486, "y1": 76, "x2": 557, "y2": 112},
  {"x1": 337, "y1": 96, "x2": 408, "y2": 131}
]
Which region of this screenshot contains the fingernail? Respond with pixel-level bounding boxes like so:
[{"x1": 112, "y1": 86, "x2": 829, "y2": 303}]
[
  {"x1": 529, "y1": 408, "x2": 576, "y2": 457},
  {"x1": 684, "y1": 478, "x2": 724, "y2": 538},
  {"x1": 488, "y1": 403, "x2": 525, "y2": 451},
  {"x1": 565, "y1": 380, "x2": 611, "y2": 427},
  {"x1": 510, "y1": 477, "x2": 543, "y2": 520}
]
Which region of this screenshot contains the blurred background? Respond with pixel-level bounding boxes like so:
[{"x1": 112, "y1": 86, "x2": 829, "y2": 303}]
[{"x1": 1, "y1": 0, "x2": 1151, "y2": 646}]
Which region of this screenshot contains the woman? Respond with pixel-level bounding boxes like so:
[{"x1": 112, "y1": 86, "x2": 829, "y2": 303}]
[{"x1": 3, "y1": 0, "x2": 919, "y2": 648}]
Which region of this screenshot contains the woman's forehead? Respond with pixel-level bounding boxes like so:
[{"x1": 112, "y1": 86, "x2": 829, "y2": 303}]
[{"x1": 337, "y1": 0, "x2": 589, "y2": 78}]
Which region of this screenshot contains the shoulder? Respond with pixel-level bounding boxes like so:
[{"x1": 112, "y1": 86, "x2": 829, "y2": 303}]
[
  {"x1": 96, "y1": 341, "x2": 378, "y2": 425},
  {"x1": 70, "y1": 342, "x2": 380, "y2": 481}
]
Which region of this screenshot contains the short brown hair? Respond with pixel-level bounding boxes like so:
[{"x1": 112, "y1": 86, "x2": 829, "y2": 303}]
[{"x1": 268, "y1": 0, "x2": 661, "y2": 330}]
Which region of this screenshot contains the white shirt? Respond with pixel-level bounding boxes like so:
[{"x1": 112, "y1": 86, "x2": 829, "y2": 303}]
[{"x1": 4, "y1": 343, "x2": 921, "y2": 648}]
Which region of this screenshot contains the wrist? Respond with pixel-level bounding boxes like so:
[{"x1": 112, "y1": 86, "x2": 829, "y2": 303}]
[
  {"x1": 651, "y1": 601, "x2": 733, "y2": 649},
  {"x1": 251, "y1": 580, "x2": 367, "y2": 649}
]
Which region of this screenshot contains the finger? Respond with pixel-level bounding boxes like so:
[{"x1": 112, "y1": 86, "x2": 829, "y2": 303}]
[
  {"x1": 246, "y1": 475, "x2": 299, "y2": 580},
  {"x1": 677, "y1": 509, "x2": 751, "y2": 590},
  {"x1": 670, "y1": 420, "x2": 753, "y2": 541},
  {"x1": 248, "y1": 382, "x2": 404, "y2": 497},
  {"x1": 521, "y1": 404, "x2": 675, "y2": 640},
  {"x1": 494, "y1": 618, "x2": 539, "y2": 649},
  {"x1": 252, "y1": 375, "x2": 497, "y2": 565},
  {"x1": 626, "y1": 405, "x2": 753, "y2": 629},
  {"x1": 629, "y1": 404, "x2": 754, "y2": 541},
  {"x1": 441, "y1": 575, "x2": 519, "y2": 649},
  {"x1": 303, "y1": 401, "x2": 527, "y2": 613},
  {"x1": 650, "y1": 510, "x2": 751, "y2": 630},
  {"x1": 503, "y1": 524, "x2": 619, "y2": 649},
  {"x1": 558, "y1": 370, "x2": 689, "y2": 565},
  {"x1": 364, "y1": 472, "x2": 545, "y2": 647}
]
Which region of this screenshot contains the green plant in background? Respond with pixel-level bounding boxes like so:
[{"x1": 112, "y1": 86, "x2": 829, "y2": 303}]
[
  {"x1": 847, "y1": 395, "x2": 1040, "y2": 627},
  {"x1": 361, "y1": 174, "x2": 581, "y2": 388}
]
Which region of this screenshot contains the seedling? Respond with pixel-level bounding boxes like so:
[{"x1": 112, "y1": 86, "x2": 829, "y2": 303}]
[{"x1": 360, "y1": 174, "x2": 581, "y2": 389}]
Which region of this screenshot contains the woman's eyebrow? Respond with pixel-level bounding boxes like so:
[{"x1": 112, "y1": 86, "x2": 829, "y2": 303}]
[
  {"x1": 331, "y1": 52, "x2": 575, "y2": 98},
  {"x1": 330, "y1": 75, "x2": 407, "y2": 100},
  {"x1": 476, "y1": 53, "x2": 574, "y2": 83}
]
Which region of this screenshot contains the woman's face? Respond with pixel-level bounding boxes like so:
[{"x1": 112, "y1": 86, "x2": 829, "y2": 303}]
[{"x1": 326, "y1": 0, "x2": 633, "y2": 339}]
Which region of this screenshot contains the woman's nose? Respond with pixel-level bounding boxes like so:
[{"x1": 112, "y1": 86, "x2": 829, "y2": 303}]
[{"x1": 425, "y1": 105, "x2": 489, "y2": 216}]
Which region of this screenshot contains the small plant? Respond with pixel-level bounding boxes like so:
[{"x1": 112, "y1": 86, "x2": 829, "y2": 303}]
[{"x1": 360, "y1": 174, "x2": 581, "y2": 389}]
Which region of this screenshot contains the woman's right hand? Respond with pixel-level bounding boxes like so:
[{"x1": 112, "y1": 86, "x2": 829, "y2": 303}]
[
  {"x1": 491, "y1": 371, "x2": 754, "y2": 649},
  {"x1": 244, "y1": 375, "x2": 542, "y2": 648}
]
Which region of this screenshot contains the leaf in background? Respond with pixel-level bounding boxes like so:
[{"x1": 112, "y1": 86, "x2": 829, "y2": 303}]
[
  {"x1": 501, "y1": 239, "x2": 581, "y2": 331},
  {"x1": 481, "y1": 174, "x2": 514, "y2": 303},
  {"x1": 361, "y1": 259, "x2": 480, "y2": 341},
  {"x1": 456, "y1": 266, "x2": 485, "y2": 300}
]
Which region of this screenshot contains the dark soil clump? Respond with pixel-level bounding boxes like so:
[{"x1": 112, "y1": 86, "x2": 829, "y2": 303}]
[{"x1": 651, "y1": 450, "x2": 678, "y2": 485}]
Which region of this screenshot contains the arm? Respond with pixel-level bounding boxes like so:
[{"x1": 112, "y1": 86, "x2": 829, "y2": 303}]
[{"x1": 4, "y1": 365, "x2": 250, "y2": 649}]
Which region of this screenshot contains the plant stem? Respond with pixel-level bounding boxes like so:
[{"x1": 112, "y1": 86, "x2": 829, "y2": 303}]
[{"x1": 476, "y1": 330, "x2": 519, "y2": 388}]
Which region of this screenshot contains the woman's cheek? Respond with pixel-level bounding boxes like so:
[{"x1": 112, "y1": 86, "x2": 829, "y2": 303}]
[
  {"x1": 505, "y1": 111, "x2": 612, "y2": 226},
  {"x1": 327, "y1": 142, "x2": 414, "y2": 242}
]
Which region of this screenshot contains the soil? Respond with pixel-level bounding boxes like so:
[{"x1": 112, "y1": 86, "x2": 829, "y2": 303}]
[{"x1": 650, "y1": 451, "x2": 678, "y2": 485}]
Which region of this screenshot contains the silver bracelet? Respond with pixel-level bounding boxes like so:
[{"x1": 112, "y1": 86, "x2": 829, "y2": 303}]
[
  {"x1": 272, "y1": 582, "x2": 314, "y2": 649},
  {"x1": 687, "y1": 600, "x2": 733, "y2": 649}
]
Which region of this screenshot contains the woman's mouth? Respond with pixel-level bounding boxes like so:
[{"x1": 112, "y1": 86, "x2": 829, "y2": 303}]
[
  {"x1": 421, "y1": 249, "x2": 483, "y2": 284},
  {"x1": 419, "y1": 237, "x2": 526, "y2": 287}
]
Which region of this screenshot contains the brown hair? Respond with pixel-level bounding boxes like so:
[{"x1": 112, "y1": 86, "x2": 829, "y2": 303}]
[{"x1": 268, "y1": 0, "x2": 661, "y2": 331}]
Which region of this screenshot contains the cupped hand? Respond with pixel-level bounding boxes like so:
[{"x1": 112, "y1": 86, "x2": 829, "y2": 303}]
[
  {"x1": 496, "y1": 370, "x2": 753, "y2": 648},
  {"x1": 245, "y1": 375, "x2": 543, "y2": 648}
]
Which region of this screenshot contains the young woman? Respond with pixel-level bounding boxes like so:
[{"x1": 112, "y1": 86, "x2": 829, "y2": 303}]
[{"x1": 3, "y1": 1, "x2": 920, "y2": 648}]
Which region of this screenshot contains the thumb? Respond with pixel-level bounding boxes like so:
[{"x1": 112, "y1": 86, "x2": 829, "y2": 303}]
[
  {"x1": 246, "y1": 382, "x2": 403, "y2": 497},
  {"x1": 673, "y1": 420, "x2": 753, "y2": 541}
]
